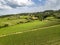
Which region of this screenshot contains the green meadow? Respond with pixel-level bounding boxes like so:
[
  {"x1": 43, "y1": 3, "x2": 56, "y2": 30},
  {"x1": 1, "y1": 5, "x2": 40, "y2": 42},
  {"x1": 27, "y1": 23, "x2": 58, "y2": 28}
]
[
  {"x1": 0, "y1": 24, "x2": 60, "y2": 45},
  {"x1": 0, "y1": 20, "x2": 60, "y2": 36},
  {"x1": 0, "y1": 10, "x2": 60, "y2": 45}
]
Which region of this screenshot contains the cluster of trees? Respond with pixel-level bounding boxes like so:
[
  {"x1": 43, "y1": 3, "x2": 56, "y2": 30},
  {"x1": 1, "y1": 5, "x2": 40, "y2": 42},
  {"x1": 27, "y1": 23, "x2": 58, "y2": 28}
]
[
  {"x1": 0, "y1": 10, "x2": 60, "y2": 28},
  {"x1": 0, "y1": 10, "x2": 60, "y2": 21},
  {"x1": 34, "y1": 10, "x2": 60, "y2": 21}
]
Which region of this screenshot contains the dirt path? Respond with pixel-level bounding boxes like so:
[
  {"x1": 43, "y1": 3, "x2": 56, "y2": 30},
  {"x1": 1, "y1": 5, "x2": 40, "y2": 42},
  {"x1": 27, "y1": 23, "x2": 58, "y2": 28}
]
[{"x1": 0, "y1": 25, "x2": 60, "y2": 37}]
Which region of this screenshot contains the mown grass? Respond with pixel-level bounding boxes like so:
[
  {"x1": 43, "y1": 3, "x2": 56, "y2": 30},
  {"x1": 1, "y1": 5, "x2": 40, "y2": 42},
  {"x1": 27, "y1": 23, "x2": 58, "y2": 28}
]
[
  {"x1": 0, "y1": 25, "x2": 60, "y2": 45},
  {"x1": 0, "y1": 20, "x2": 60, "y2": 36},
  {"x1": 0, "y1": 16, "x2": 60, "y2": 45}
]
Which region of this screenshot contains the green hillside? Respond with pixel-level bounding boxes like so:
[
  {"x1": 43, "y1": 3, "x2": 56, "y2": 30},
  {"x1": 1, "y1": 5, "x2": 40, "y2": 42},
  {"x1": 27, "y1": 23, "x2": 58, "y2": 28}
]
[
  {"x1": 0, "y1": 20, "x2": 60, "y2": 36},
  {"x1": 0, "y1": 10, "x2": 60, "y2": 45},
  {"x1": 0, "y1": 25, "x2": 60, "y2": 45}
]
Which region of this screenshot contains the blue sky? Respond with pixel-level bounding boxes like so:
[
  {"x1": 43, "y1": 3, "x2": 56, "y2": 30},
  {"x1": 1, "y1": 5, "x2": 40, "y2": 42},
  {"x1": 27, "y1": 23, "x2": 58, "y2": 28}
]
[{"x1": 0, "y1": 0, "x2": 60, "y2": 15}]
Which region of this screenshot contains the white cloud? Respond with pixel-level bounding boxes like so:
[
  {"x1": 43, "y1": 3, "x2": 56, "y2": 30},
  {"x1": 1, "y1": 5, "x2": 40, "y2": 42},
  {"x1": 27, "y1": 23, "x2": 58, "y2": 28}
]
[
  {"x1": 43, "y1": 0, "x2": 60, "y2": 9},
  {"x1": 0, "y1": 0, "x2": 60, "y2": 10},
  {"x1": 0, "y1": 0, "x2": 60, "y2": 15},
  {"x1": 15, "y1": 0, "x2": 34, "y2": 6},
  {"x1": 6, "y1": 0, "x2": 35, "y2": 6},
  {"x1": 0, "y1": 0, "x2": 35, "y2": 9},
  {"x1": 0, "y1": 4, "x2": 13, "y2": 9},
  {"x1": 34, "y1": 0, "x2": 60, "y2": 11}
]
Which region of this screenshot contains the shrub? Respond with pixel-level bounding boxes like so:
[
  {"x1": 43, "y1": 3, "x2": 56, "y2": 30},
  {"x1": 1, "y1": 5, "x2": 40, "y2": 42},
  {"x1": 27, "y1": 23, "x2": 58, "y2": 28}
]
[
  {"x1": 0, "y1": 24, "x2": 9, "y2": 28},
  {"x1": 4, "y1": 24, "x2": 9, "y2": 27},
  {"x1": 27, "y1": 20, "x2": 31, "y2": 22},
  {"x1": 0, "y1": 26, "x2": 1, "y2": 28},
  {"x1": 20, "y1": 21, "x2": 24, "y2": 23}
]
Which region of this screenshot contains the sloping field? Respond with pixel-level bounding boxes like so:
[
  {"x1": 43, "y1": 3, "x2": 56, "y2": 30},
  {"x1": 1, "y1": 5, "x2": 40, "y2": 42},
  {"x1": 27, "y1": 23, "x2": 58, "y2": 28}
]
[
  {"x1": 0, "y1": 20, "x2": 60, "y2": 36},
  {"x1": 0, "y1": 25, "x2": 60, "y2": 45}
]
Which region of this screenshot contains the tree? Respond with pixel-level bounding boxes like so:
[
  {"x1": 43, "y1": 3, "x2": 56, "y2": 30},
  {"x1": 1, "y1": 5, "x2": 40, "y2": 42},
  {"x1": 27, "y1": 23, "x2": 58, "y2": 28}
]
[{"x1": 35, "y1": 12, "x2": 44, "y2": 21}]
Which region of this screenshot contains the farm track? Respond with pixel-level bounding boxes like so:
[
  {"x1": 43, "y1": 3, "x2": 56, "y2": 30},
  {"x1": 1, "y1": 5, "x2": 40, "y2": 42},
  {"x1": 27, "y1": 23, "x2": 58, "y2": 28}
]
[{"x1": 0, "y1": 24, "x2": 60, "y2": 37}]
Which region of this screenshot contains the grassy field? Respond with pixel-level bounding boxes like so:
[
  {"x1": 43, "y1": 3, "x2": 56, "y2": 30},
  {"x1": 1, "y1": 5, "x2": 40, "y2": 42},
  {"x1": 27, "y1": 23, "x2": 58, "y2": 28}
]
[
  {"x1": 0, "y1": 16, "x2": 28, "y2": 26},
  {"x1": 0, "y1": 20, "x2": 60, "y2": 36},
  {"x1": 0, "y1": 24, "x2": 60, "y2": 45},
  {"x1": 0, "y1": 15, "x2": 60, "y2": 45}
]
